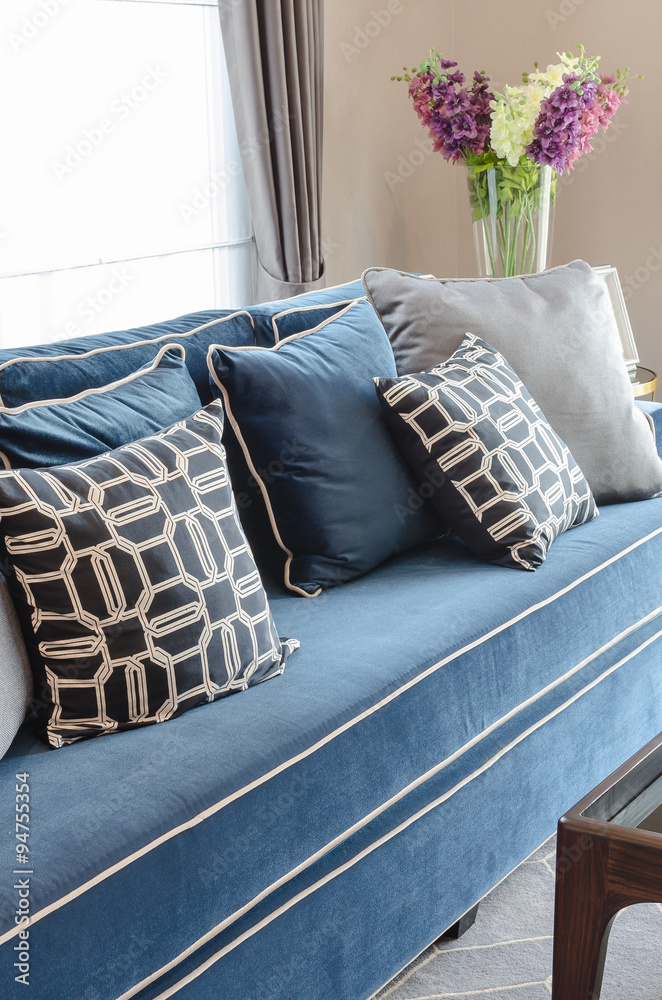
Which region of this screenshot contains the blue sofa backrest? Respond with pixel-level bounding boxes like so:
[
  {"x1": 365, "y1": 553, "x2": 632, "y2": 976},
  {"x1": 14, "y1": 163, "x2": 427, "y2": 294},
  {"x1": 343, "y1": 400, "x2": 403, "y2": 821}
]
[
  {"x1": 0, "y1": 309, "x2": 255, "y2": 407},
  {"x1": 0, "y1": 281, "x2": 366, "y2": 405}
]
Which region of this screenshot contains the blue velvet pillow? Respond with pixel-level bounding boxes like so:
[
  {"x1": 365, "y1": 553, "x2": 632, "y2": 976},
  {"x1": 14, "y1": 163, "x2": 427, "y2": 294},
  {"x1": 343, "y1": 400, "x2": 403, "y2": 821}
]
[
  {"x1": 0, "y1": 310, "x2": 255, "y2": 408},
  {"x1": 636, "y1": 400, "x2": 662, "y2": 460},
  {"x1": 208, "y1": 299, "x2": 443, "y2": 596},
  {"x1": 272, "y1": 299, "x2": 362, "y2": 343},
  {"x1": 247, "y1": 279, "x2": 364, "y2": 346},
  {"x1": 0, "y1": 344, "x2": 201, "y2": 469}
]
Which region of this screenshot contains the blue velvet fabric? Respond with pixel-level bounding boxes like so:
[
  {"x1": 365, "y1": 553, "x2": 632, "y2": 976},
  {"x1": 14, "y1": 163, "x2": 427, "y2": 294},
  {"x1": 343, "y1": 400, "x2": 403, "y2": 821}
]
[
  {"x1": 1, "y1": 497, "x2": 661, "y2": 999},
  {"x1": 637, "y1": 399, "x2": 662, "y2": 458},
  {"x1": 247, "y1": 279, "x2": 365, "y2": 346},
  {"x1": 0, "y1": 309, "x2": 255, "y2": 407},
  {"x1": 272, "y1": 299, "x2": 362, "y2": 342},
  {"x1": 209, "y1": 298, "x2": 443, "y2": 594},
  {"x1": 0, "y1": 346, "x2": 201, "y2": 469}
]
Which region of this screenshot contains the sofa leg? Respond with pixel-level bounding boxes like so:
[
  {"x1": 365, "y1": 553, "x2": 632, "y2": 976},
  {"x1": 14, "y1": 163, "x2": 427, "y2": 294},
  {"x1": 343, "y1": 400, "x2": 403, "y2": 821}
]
[{"x1": 444, "y1": 903, "x2": 479, "y2": 940}]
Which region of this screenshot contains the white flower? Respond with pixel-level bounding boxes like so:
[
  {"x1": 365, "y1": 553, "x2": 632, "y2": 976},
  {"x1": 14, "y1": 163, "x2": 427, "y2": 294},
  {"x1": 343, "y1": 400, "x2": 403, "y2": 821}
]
[
  {"x1": 529, "y1": 61, "x2": 566, "y2": 89},
  {"x1": 489, "y1": 84, "x2": 546, "y2": 165},
  {"x1": 489, "y1": 50, "x2": 587, "y2": 164},
  {"x1": 529, "y1": 54, "x2": 581, "y2": 89}
]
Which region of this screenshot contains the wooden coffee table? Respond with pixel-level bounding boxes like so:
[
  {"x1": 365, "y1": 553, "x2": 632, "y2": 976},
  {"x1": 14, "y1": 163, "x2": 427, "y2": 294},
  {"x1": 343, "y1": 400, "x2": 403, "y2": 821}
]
[{"x1": 552, "y1": 731, "x2": 662, "y2": 999}]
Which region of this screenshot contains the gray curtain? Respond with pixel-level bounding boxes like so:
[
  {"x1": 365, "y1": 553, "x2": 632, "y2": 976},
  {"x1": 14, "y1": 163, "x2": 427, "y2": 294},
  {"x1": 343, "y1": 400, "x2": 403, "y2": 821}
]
[{"x1": 218, "y1": 0, "x2": 325, "y2": 301}]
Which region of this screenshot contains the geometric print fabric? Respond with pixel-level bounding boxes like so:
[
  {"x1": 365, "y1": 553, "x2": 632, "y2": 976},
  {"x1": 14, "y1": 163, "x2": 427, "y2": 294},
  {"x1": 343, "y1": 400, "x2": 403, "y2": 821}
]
[
  {"x1": 375, "y1": 333, "x2": 598, "y2": 571},
  {"x1": 0, "y1": 401, "x2": 298, "y2": 747}
]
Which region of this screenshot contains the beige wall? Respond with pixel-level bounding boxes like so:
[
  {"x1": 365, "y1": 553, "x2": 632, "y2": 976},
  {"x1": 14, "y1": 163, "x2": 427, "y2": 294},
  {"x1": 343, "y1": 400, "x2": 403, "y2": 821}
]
[{"x1": 323, "y1": 0, "x2": 662, "y2": 376}]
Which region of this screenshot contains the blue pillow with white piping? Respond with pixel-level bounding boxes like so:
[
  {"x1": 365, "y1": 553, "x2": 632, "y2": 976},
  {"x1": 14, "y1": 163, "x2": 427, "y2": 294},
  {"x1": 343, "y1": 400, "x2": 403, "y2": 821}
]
[
  {"x1": 208, "y1": 298, "x2": 443, "y2": 596},
  {"x1": 271, "y1": 299, "x2": 363, "y2": 343},
  {"x1": 246, "y1": 279, "x2": 365, "y2": 346},
  {"x1": 0, "y1": 310, "x2": 255, "y2": 408},
  {"x1": 636, "y1": 400, "x2": 662, "y2": 460},
  {"x1": 0, "y1": 344, "x2": 201, "y2": 469}
]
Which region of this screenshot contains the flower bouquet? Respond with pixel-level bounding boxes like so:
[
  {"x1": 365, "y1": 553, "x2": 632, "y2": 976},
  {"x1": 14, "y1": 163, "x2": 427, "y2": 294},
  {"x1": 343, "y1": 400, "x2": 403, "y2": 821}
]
[{"x1": 393, "y1": 46, "x2": 634, "y2": 276}]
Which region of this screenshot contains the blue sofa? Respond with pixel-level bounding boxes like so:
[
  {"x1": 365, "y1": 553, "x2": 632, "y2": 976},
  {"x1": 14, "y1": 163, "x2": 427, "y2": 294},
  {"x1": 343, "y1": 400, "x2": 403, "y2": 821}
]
[{"x1": 1, "y1": 281, "x2": 661, "y2": 1000}]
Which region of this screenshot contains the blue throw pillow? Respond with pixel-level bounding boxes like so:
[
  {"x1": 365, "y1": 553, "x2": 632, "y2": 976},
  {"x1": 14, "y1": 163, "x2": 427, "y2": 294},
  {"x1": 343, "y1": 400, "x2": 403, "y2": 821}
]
[
  {"x1": 272, "y1": 299, "x2": 363, "y2": 343},
  {"x1": 247, "y1": 279, "x2": 364, "y2": 346},
  {"x1": 0, "y1": 344, "x2": 201, "y2": 469},
  {"x1": 636, "y1": 400, "x2": 662, "y2": 461},
  {"x1": 0, "y1": 309, "x2": 255, "y2": 408},
  {"x1": 208, "y1": 298, "x2": 443, "y2": 596}
]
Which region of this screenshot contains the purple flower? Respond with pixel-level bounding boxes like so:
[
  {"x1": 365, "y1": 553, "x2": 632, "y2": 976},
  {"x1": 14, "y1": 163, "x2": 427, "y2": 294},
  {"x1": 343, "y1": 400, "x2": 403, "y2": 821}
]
[
  {"x1": 439, "y1": 59, "x2": 465, "y2": 86},
  {"x1": 406, "y1": 53, "x2": 494, "y2": 162},
  {"x1": 468, "y1": 71, "x2": 493, "y2": 152},
  {"x1": 566, "y1": 76, "x2": 627, "y2": 168},
  {"x1": 526, "y1": 72, "x2": 598, "y2": 173},
  {"x1": 398, "y1": 46, "x2": 633, "y2": 172}
]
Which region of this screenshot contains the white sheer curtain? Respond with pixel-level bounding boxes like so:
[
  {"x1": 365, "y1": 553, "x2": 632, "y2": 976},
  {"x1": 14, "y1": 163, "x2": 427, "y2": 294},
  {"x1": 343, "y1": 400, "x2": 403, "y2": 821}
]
[{"x1": 0, "y1": 0, "x2": 255, "y2": 351}]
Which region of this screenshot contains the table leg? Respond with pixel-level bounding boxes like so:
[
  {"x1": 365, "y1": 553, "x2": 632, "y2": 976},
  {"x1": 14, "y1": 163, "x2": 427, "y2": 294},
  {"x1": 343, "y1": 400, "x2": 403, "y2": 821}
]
[
  {"x1": 551, "y1": 823, "x2": 617, "y2": 1000},
  {"x1": 553, "y1": 817, "x2": 662, "y2": 999}
]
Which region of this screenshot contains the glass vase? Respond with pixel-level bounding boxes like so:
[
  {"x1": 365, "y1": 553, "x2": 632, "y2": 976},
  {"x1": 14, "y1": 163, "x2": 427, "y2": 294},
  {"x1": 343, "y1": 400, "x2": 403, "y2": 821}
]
[{"x1": 466, "y1": 162, "x2": 557, "y2": 278}]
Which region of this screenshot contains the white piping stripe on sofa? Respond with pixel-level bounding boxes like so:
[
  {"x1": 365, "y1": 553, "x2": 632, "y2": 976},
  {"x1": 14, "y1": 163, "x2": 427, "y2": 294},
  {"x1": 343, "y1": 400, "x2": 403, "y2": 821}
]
[
  {"x1": 139, "y1": 626, "x2": 662, "y2": 1000},
  {"x1": 0, "y1": 525, "x2": 660, "y2": 949},
  {"x1": 112, "y1": 602, "x2": 662, "y2": 1000}
]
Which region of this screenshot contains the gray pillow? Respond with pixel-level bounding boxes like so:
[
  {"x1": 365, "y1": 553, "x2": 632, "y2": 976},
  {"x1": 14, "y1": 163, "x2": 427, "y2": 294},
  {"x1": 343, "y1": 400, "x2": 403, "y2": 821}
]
[
  {"x1": 362, "y1": 259, "x2": 662, "y2": 505},
  {"x1": 0, "y1": 575, "x2": 33, "y2": 758}
]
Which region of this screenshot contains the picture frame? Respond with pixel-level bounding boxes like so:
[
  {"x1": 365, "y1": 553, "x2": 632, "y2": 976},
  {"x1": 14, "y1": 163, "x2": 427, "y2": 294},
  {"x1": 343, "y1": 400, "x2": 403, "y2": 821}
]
[{"x1": 593, "y1": 265, "x2": 639, "y2": 375}]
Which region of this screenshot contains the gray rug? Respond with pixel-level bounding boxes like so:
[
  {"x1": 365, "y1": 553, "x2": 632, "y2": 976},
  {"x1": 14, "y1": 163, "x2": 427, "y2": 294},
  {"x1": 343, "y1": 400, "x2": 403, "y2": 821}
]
[{"x1": 374, "y1": 836, "x2": 662, "y2": 999}]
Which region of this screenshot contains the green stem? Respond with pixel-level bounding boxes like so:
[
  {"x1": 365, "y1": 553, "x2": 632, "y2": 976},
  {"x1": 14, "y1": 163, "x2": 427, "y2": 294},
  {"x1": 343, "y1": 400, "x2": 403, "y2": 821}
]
[
  {"x1": 509, "y1": 204, "x2": 523, "y2": 276},
  {"x1": 520, "y1": 198, "x2": 533, "y2": 274},
  {"x1": 496, "y1": 209, "x2": 509, "y2": 276},
  {"x1": 478, "y1": 192, "x2": 497, "y2": 278},
  {"x1": 524, "y1": 187, "x2": 537, "y2": 274},
  {"x1": 504, "y1": 202, "x2": 512, "y2": 276},
  {"x1": 467, "y1": 162, "x2": 554, "y2": 277},
  {"x1": 525, "y1": 209, "x2": 537, "y2": 273}
]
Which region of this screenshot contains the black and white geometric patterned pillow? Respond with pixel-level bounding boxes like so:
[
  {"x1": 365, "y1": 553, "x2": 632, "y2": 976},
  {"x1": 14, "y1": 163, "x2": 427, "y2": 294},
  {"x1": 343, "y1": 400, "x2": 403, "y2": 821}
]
[
  {"x1": 0, "y1": 401, "x2": 298, "y2": 748},
  {"x1": 374, "y1": 333, "x2": 598, "y2": 571}
]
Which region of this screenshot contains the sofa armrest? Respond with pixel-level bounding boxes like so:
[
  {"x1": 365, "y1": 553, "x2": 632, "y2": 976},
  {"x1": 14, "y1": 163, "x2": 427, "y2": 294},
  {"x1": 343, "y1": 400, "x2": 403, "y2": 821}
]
[{"x1": 636, "y1": 400, "x2": 662, "y2": 460}]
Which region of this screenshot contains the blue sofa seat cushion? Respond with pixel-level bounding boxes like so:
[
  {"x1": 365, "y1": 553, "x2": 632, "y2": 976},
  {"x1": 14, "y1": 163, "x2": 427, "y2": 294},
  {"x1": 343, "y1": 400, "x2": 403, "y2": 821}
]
[
  {"x1": 208, "y1": 298, "x2": 443, "y2": 595},
  {"x1": 0, "y1": 344, "x2": 202, "y2": 469},
  {"x1": 0, "y1": 400, "x2": 298, "y2": 747},
  {"x1": 375, "y1": 333, "x2": 598, "y2": 570},
  {"x1": 0, "y1": 497, "x2": 660, "y2": 998},
  {"x1": 0, "y1": 309, "x2": 256, "y2": 407}
]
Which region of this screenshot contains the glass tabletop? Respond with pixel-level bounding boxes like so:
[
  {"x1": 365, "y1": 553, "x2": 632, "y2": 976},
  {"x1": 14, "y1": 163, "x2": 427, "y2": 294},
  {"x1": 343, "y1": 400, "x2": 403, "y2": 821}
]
[{"x1": 582, "y1": 738, "x2": 662, "y2": 834}]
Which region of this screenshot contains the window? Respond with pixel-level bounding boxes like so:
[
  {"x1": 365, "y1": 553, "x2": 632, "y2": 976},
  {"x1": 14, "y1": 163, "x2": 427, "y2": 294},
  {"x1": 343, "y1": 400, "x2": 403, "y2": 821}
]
[{"x1": 0, "y1": 0, "x2": 255, "y2": 350}]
